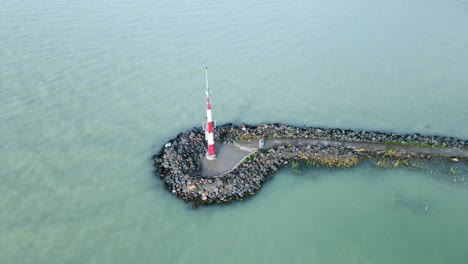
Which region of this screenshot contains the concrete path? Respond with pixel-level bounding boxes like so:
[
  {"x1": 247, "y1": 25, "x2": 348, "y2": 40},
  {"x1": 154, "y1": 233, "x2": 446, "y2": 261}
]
[
  {"x1": 201, "y1": 138, "x2": 468, "y2": 177},
  {"x1": 265, "y1": 138, "x2": 468, "y2": 158},
  {"x1": 200, "y1": 141, "x2": 258, "y2": 177}
]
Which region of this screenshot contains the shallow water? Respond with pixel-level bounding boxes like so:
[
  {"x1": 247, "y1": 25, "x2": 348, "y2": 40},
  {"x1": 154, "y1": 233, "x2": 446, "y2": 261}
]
[{"x1": 1, "y1": 0, "x2": 468, "y2": 263}]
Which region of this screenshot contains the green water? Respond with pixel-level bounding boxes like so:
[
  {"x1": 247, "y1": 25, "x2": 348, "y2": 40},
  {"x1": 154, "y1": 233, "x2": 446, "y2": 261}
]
[{"x1": 1, "y1": 0, "x2": 468, "y2": 263}]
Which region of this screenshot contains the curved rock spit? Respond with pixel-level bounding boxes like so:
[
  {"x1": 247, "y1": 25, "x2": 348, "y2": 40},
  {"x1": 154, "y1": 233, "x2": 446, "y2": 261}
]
[{"x1": 152, "y1": 123, "x2": 468, "y2": 206}]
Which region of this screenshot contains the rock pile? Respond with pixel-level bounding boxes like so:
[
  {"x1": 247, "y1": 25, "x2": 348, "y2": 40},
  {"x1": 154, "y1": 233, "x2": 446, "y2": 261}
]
[
  {"x1": 215, "y1": 123, "x2": 467, "y2": 149},
  {"x1": 152, "y1": 123, "x2": 468, "y2": 206}
]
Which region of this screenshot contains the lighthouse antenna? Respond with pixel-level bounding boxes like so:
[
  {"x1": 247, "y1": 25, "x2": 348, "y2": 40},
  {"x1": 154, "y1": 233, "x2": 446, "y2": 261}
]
[{"x1": 205, "y1": 67, "x2": 210, "y2": 99}]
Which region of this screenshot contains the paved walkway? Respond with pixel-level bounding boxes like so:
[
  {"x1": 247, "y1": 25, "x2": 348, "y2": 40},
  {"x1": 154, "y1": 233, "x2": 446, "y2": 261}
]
[
  {"x1": 200, "y1": 141, "x2": 258, "y2": 177},
  {"x1": 201, "y1": 138, "x2": 468, "y2": 177},
  {"x1": 265, "y1": 138, "x2": 468, "y2": 158}
]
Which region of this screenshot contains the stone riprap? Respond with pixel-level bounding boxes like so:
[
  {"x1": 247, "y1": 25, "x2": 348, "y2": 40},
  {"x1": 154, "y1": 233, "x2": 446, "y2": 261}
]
[{"x1": 152, "y1": 123, "x2": 468, "y2": 206}]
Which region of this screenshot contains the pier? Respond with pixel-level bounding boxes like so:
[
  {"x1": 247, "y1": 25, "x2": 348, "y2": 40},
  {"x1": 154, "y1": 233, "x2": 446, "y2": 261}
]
[
  {"x1": 153, "y1": 123, "x2": 468, "y2": 206},
  {"x1": 152, "y1": 69, "x2": 468, "y2": 206},
  {"x1": 201, "y1": 138, "x2": 468, "y2": 178}
]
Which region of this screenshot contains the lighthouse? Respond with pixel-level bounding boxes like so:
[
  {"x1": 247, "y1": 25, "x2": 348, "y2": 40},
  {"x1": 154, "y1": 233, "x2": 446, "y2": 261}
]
[{"x1": 203, "y1": 67, "x2": 216, "y2": 160}]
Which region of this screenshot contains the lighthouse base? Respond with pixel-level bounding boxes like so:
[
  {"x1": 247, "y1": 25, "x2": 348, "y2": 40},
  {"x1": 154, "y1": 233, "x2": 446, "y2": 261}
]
[{"x1": 206, "y1": 152, "x2": 217, "y2": 160}]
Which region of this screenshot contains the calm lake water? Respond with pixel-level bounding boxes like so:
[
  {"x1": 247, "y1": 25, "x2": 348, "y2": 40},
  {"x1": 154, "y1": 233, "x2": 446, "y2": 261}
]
[{"x1": 1, "y1": 0, "x2": 468, "y2": 263}]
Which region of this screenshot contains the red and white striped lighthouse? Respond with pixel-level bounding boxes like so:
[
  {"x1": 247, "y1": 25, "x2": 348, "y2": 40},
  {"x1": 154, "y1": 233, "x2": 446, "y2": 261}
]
[{"x1": 204, "y1": 67, "x2": 216, "y2": 160}]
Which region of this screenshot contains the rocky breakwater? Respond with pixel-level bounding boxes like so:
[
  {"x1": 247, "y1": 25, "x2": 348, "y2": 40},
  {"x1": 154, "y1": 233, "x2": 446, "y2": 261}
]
[
  {"x1": 152, "y1": 123, "x2": 468, "y2": 206},
  {"x1": 215, "y1": 123, "x2": 468, "y2": 149}
]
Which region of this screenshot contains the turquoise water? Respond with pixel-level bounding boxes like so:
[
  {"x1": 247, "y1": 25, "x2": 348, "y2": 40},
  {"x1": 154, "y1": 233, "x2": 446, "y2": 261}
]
[{"x1": 1, "y1": 0, "x2": 468, "y2": 263}]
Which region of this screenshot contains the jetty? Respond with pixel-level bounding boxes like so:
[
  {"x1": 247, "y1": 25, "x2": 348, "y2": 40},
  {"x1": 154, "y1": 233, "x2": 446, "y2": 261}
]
[
  {"x1": 153, "y1": 123, "x2": 468, "y2": 206},
  {"x1": 201, "y1": 137, "x2": 468, "y2": 177},
  {"x1": 152, "y1": 69, "x2": 468, "y2": 206}
]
